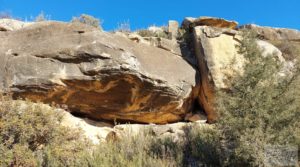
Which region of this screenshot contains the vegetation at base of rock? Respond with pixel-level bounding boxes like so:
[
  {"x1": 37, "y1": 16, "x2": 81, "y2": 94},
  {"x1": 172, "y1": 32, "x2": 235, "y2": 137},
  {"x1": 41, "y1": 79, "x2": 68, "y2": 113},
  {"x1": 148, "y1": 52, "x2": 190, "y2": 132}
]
[
  {"x1": 71, "y1": 14, "x2": 102, "y2": 30},
  {"x1": 0, "y1": 97, "x2": 216, "y2": 166},
  {"x1": 215, "y1": 30, "x2": 300, "y2": 166},
  {"x1": 0, "y1": 97, "x2": 91, "y2": 167}
]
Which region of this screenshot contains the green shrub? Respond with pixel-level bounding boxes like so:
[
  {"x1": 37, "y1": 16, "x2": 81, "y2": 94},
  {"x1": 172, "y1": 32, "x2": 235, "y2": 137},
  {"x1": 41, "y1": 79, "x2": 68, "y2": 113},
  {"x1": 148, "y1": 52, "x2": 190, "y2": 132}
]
[
  {"x1": 87, "y1": 128, "x2": 180, "y2": 167},
  {"x1": 0, "y1": 96, "x2": 219, "y2": 166},
  {"x1": 216, "y1": 30, "x2": 300, "y2": 166},
  {"x1": 71, "y1": 14, "x2": 102, "y2": 30},
  {"x1": 185, "y1": 126, "x2": 221, "y2": 166},
  {"x1": 0, "y1": 98, "x2": 91, "y2": 167}
]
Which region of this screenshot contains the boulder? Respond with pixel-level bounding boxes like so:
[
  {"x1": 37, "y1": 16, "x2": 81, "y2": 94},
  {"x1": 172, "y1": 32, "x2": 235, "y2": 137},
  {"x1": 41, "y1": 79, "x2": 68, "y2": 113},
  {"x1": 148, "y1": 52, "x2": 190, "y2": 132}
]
[
  {"x1": 0, "y1": 19, "x2": 32, "y2": 31},
  {"x1": 193, "y1": 26, "x2": 285, "y2": 123},
  {"x1": 182, "y1": 17, "x2": 196, "y2": 30},
  {"x1": 0, "y1": 21, "x2": 198, "y2": 124},
  {"x1": 240, "y1": 24, "x2": 300, "y2": 41},
  {"x1": 182, "y1": 16, "x2": 238, "y2": 30},
  {"x1": 168, "y1": 20, "x2": 179, "y2": 40}
]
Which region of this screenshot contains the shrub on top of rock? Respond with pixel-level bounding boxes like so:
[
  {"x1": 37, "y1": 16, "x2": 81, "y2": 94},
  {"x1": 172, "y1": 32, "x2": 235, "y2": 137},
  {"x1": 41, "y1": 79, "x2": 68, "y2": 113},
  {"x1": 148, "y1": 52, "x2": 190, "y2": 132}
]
[{"x1": 137, "y1": 26, "x2": 169, "y2": 39}]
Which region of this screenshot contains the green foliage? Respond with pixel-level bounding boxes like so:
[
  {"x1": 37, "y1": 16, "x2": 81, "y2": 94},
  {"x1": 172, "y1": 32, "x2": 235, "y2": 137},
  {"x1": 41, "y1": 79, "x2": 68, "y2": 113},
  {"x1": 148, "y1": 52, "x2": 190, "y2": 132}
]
[
  {"x1": 87, "y1": 129, "x2": 178, "y2": 167},
  {"x1": 0, "y1": 99, "x2": 91, "y2": 167},
  {"x1": 216, "y1": 30, "x2": 300, "y2": 166},
  {"x1": 0, "y1": 99, "x2": 217, "y2": 167},
  {"x1": 71, "y1": 14, "x2": 102, "y2": 30},
  {"x1": 186, "y1": 126, "x2": 222, "y2": 166}
]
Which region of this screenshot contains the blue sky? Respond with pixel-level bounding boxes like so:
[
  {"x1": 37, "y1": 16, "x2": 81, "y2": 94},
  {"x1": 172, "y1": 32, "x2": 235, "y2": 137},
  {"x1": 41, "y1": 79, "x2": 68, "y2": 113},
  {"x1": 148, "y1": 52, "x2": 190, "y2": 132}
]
[{"x1": 0, "y1": 0, "x2": 299, "y2": 31}]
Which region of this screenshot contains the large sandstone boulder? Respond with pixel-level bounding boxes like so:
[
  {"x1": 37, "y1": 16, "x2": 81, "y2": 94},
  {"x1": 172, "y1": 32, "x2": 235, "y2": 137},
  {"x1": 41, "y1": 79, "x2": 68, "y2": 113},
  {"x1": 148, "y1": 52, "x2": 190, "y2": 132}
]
[
  {"x1": 182, "y1": 16, "x2": 238, "y2": 31},
  {"x1": 0, "y1": 21, "x2": 198, "y2": 124},
  {"x1": 193, "y1": 26, "x2": 285, "y2": 123}
]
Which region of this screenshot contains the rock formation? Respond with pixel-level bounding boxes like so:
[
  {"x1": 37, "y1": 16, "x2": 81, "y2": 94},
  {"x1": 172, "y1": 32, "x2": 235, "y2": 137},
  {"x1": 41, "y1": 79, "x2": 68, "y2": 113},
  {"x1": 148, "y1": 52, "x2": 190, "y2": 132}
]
[
  {"x1": 0, "y1": 21, "x2": 198, "y2": 124},
  {"x1": 0, "y1": 17, "x2": 297, "y2": 125}
]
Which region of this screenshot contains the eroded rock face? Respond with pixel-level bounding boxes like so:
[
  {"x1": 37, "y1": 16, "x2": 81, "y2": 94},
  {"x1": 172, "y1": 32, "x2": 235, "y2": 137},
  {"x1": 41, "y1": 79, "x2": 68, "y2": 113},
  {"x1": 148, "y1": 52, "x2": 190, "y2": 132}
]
[
  {"x1": 193, "y1": 26, "x2": 285, "y2": 123},
  {"x1": 182, "y1": 16, "x2": 238, "y2": 31},
  {"x1": 193, "y1": 26, "x2": 243, "y2": 123},
  {"x1": 0, "y1": 21, "x2": 198, "y2": 124}
]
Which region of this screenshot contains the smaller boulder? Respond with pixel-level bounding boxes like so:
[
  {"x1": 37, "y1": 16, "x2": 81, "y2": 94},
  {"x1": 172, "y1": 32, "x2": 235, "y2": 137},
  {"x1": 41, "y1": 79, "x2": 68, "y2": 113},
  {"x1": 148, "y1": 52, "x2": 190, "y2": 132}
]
[
  {"x1": 182, "y1": 16, "x2": 238, "y2": 30},
  {"x1": 168, "y1": 20, "x2": 179, "y2": 40}
]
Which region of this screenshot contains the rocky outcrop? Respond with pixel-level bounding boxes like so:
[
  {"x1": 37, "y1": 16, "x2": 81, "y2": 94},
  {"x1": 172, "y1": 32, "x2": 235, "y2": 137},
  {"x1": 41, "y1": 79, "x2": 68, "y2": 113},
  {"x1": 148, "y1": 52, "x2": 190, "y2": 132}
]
[
  {"x1": 182, "y1": 16, "x2": 238, "y2": 31},
  {"x1": 0, "y1": 19, "x2": 32, "y2": 31},
  {"x1": 192, "y1": 26, "x2": 286, "y2": 123},
  {"x1": 240, "y1": 24, "x2": 300, "y2": 41},
  {"x1": 0, "y1": 21, "x2": 198, "y2": 124}
]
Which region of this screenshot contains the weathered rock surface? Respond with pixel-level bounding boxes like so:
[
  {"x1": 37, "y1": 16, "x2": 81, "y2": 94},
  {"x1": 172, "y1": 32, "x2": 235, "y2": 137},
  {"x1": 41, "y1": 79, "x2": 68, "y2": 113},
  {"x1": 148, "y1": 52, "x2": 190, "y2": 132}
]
[
  {"x1": 182, "y1": 16, "x2": 238, "y2": 30},
  {"x1": 168, "y1": 20, "x2": 179, "y2": 40},
  {"x1": 0, "y1": 19, "x2": 32, "y2": 31},
  {"x1": 0, "y1": 21, "x2": 198, "y2": 124},
  {"x1": 240, "y1": 24, "x2": 300, "y2": 41},
  {"x1": 193, "y1": 26, "x2": 286, "y2": 123},
  {"x1": 145, "y1": 37, "x2": 182, "y2": 56}
]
